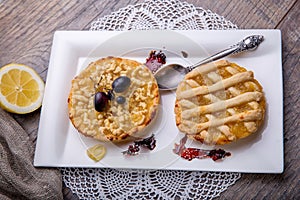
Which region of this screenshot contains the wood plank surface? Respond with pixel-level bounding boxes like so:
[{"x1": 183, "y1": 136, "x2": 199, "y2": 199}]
[{"x1": 0, "y1": 0, "x2": 299, "y2": 199}]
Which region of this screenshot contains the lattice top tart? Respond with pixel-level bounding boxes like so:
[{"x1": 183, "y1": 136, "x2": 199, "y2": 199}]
[
  {"x1": 68, "y1": 57, "x2": 159, "y2": 142},
  {"x1": 175, "y1": 60, "x2": 265, "y2": 145}
]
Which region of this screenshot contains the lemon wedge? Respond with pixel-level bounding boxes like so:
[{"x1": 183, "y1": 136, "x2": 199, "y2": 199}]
[
  {"x1": 0, "y1": 63, "x2": 45, "y2": 114},
  {"x1": 87, "y1": 144, "x2": 106, "y2": 162}
]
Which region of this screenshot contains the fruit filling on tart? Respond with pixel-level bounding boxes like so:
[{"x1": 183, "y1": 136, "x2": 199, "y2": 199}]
[
  {"x1": 175, "y1": 60, "x2": 265, "y2": 145},
  {"x1": 68, "y1": 57, "x2": 159, "y2": 142}
]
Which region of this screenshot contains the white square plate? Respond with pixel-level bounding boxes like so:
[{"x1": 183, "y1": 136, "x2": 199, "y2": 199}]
[{"x1": 34, "y1": 30, "x2": 283, "y2": 173}]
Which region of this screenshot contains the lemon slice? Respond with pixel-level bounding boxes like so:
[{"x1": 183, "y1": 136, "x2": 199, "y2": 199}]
[
  {"x1": 87, "y1": 144, "x2": 106, "y2": 162},
  {"x1": 0, "y1": 63, "x2": 45, "y2": 114}
]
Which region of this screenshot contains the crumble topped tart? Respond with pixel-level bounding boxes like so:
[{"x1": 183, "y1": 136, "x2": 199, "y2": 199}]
[
  {"x1": 175, "y1": 60, "x2": 265, "y2": 145},
  {"x1": 68, "y1": 57, "x2": 159, "y2": 142}
]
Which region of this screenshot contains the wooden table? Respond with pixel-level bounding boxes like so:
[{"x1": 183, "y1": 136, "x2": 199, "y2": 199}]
[{"x1": 0, "y1": 0, "x2": 299, "y2": 199}]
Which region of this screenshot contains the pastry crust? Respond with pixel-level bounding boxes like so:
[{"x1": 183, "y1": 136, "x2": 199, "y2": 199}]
[
  {"x1": 68, "y1": 57, "x2": 160, "y2": 142},
  {"x1": 175, "y1": 60, "x2": 265, "y2": 145}
]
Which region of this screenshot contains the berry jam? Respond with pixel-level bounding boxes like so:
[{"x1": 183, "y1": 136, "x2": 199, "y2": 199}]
[
  {"x1": 181, "y1": 148, "x2": 231, "y2": 161},
  {"x1": 173, "y1": 135, "x2": 231, "y2": 161},
  {"x1": 122, "y1": 134, "x2": 156, "y2": 156},
  {"x1": 145, "y1": 50, "x2": 166, "y2": 73}
]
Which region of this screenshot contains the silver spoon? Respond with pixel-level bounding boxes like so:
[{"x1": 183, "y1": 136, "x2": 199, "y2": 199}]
[{"x1": 154, "y1": 35, "x2": 264, "y2": 90}]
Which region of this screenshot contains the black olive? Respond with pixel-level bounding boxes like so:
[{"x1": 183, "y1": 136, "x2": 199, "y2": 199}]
[
  {"x1": 112, "y1": 76, "x2": 131, "y2": 93},
  {"x1": 94, "y1": 92, "x2": 109, "y2": 112},
  {"x1": 116, "y1": 96, "x2": 126, "y2": 104}
]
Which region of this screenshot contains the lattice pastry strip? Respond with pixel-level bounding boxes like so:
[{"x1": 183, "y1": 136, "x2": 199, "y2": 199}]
[{"x1": 175, "y1": 60, "x2": 265, "y2": 145}]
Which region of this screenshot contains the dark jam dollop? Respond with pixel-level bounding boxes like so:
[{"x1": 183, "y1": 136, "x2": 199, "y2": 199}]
[
  {"x1": 181, "y1": 148, "x2": 231, "y2": 161},
  {"x1": 145, "y1": 50, "x2": 166, "y2": 73},
  {"x1": 173, "y1": 135, "x2": 231, "y2": 161},
  {"x1": 122, "y1": 134, "x2": 156, "y2": 156}
]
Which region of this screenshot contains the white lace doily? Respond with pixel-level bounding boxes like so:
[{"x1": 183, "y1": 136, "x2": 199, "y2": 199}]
[
  {"x1": 90, "y1": 0, "x2": 237, "y2": 30},
  {"x1": 61, "y1": 0, "x2": 240, "y2": 199}
]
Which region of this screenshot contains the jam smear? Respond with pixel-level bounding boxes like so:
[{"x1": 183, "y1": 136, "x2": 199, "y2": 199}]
[
  {"x1": 145, "y1": 50, "x2": 166, "y2": 73},
  {"x1": 173, "y1": 135, "x2": 231, "y2": 161},
  {"x1": 181, "y1": 148, "x2": 231, "y2": 161},
  {"x1": 122, "y1": 134, "x2": 156, "y2": 156}
]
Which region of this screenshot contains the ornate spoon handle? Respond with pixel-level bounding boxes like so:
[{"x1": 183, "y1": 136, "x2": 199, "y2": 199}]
[{"x1": 187, "y1": 35, "x2": 264, "y2": 72}]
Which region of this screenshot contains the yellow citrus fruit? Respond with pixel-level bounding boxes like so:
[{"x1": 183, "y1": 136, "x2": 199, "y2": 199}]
[
  {"x1": 87, "y1": 144, "x2": 106, "y2": 162},
  {"x1": 0, "y1": 63, "x2": 45, "y2": 114}
]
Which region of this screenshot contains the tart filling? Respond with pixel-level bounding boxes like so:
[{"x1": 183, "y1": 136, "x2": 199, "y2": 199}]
[
  {"x1": 175, "y1": 60, "x2": 266, "y2": 145},
  {"x1": 68, "y1": 57, "x2": 160, "y2": 142}
]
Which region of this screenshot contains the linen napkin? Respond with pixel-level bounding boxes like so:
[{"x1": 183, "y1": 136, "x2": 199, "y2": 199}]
[{"x1": 0, "y1": 108, "x2": 63, "y2": 200}]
